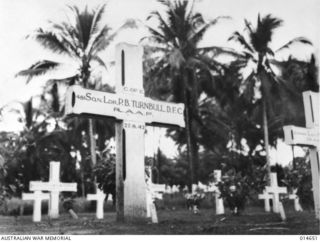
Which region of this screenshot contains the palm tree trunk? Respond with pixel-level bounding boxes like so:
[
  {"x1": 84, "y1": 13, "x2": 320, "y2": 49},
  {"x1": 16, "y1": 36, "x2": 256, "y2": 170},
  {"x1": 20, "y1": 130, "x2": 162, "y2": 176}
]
[
  {"x1": 262, "y1": 96, "x2": 272, "y2": 185},
  {"x1": 291, "y1": 145, "x2": 295, "y2": 170},
  {"x1": 182, "y1": 78, "x2": 194, "y2": 191},
  {"x1": 88, "y1": 118, "x2": 97, "y2": 191},
  {"x1": 81, "y1": 171, "x2": 85, "y2": 198},
  {"x1": 183, "y1": 70, "x2": 199, "y2": 192},
  {"x1": 83, "y1": 69, "x2": 97, "y2": 192},
  {"x1": 185, "y1": 103, "x2": 194, "y2": 192}
]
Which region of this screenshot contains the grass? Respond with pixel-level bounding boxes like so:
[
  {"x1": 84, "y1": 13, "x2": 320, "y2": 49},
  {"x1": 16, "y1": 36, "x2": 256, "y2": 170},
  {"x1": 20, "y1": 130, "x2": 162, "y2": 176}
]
[
  {"x1": 0, "y1": 206, "x2": 318, "y2": 235},
  {"x1": 0, "y1": 193, "x2": 318, "y2": 235}
]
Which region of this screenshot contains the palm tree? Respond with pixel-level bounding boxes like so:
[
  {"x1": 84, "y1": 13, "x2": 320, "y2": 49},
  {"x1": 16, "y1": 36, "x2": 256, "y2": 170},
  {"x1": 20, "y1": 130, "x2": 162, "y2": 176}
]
[
  {"x1": 229, "y1": 14, "x2": 312, "y2": 184},
  {"x1": 16, "y1": 4, "x2": 120, "y2": 185},
  {"x1": 144, "y1": 0, "x2": 235, "y2": 190}
]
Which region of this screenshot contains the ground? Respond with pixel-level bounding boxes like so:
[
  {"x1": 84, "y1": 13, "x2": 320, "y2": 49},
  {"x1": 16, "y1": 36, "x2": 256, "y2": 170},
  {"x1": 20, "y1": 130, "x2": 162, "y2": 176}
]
[{"x1": 0, "y1": 207, "x2": 319, "y2": 235}]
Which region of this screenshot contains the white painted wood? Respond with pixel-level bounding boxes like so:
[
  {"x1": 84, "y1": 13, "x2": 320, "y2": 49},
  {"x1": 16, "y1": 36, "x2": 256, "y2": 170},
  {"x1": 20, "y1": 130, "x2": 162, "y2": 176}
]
[
  {"x1": 213, "y1": 170, "x2": 224, "y2": 215},
  {"x1": 283, "y1": 91, "x2": 319, "y2": 219},
  {"x1": 164, "y1": 185, "x2": 172, "y2": 194},
  {"x1": 197, "y1": 182, "x2": 208, "y2": 192},
  {"x1": 65, "y1": 86, "x2": 185, "y2": 128},
  {"x1": 146, "y1": 180, "x2": 164, "y2": 223},
  {"x1": 65, "y1": 43, "x2": 185, "y2": 222},
  {"x1": 172, "y1": 185, "x2": 179, "y2": 193},
  {"x1": 123, "y1": 120, "x2": 147, "y2": 221},
  {"x1": 22, "y1": 191, "x2": 49, "y2": 222},
  {"x1": 146, "y1": 186, "x2": 159, "y2": 223},
  {"x1": 192, "y1": 184, "x2": 198, "y2": 193},
  {"x1": 115, "y1": 122, "x2": 124, "y2": 221},
  {"x1": 150, "y1": 202, "x2": 158, "y2": 223},
  {"x1": 87, "y1": 187, "x2": 106, "y2": 219},
  {"x1": 146, "y1": 187, "x2": 152, "y2": 218},
  {"x1": 265, "y1": 173, "x2": 287, "y2": 213},
  {"x1": 115, "y1": 43, "x2": 144, "y2": 95},
  {"x1": 309, "y1": 149, "x2": 320, "y2": 218},
  {"x1": 150, "y1": 184, "x2": 166, "y2": 195},
  {"x1": 30, "y1": 162, "x2": 77, "y2": 219},
  {"x1": 279, "y1": 202, "x2": 286, "y2": 221},
  {"x1": 288, "y1": 189, "x2": 303, "y2": 212},
  {"x1": 283, "y1": 126, "x2": 319, "y2": 148},
  {"x1": 258, "y1": 189, "x2": 273, "y2": 212}
]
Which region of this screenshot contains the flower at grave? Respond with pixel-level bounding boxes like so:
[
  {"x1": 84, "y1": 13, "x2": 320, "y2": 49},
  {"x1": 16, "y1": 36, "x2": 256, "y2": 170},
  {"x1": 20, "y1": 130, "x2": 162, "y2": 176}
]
[
  {"x1": 184, "y1": 192, "x2": 205, "y2": 213},
  {"x1": 217, "y1": 169, "x2": 249, "y2": 215}
]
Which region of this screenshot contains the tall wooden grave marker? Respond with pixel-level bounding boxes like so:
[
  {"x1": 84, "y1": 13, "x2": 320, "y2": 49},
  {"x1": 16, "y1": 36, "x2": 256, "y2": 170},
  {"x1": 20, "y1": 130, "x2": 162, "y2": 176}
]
[
  {"x1": 65, "y1": 43, "x2": 185, "y2": 222},
  {"x1": 283, "y1": 91, "x2": 319, "y2": 219}
]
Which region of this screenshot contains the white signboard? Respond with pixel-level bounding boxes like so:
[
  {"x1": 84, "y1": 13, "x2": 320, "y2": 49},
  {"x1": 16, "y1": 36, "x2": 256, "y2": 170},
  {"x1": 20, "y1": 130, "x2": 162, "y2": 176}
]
[
  {"x1": 65, "y1": 85, "x2": 185, "y2": 128},
  {"x1": 283, "y1": 125, "x2": 319, "y2": 149}
]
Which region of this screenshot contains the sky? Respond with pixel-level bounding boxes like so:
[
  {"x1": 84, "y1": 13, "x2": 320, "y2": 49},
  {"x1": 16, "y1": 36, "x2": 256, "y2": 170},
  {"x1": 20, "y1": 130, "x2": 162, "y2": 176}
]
[{"x1": 0, "y1": 0, "x2": 318, "y2": 164}]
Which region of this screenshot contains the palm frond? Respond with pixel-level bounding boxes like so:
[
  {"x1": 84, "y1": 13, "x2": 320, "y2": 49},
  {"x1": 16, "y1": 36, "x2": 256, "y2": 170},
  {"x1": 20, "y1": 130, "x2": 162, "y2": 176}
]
[
  {"x1": 240, "y1": 71, "x2": 256, "y2": 102},
  {"x1": 87, "y1": 25, "x2": 111, "y2": 56},
  {"x1": 145, "y1": 25, "x2": 168, "y2": 43},
  {"x1": 90, "y1": 4, "x2": 107, "y2": 36},
  {"x1": 198, "y1": 46, "x2": 244, "y2": 59},
  {"x1": 31, "y1": 28, "x2": 73, "y2": 56},
  {"x1": 251, "y1": 14, "x2": 283, "y2": 52},
  {"x1": 16, "y1": 60, "x2": 61, "y2": 83},
  {"x1": 266, "y1": 47, "x2": 274, "y2": 56},
  {"x1": 188, "y1": 16, "x2": 230, "y2": 44},
  {"x1": 276, "y1": 37, "x2": 312, "y2": 52},
  {"x1": 147, "y1": 11, "x2": 176, "y2": 43},
  {"x1": 51, "y1": 22, "x2": 81, "y2": 57},
  {"x1": 244, "y1": 19, "x2": 253, "y2": 34},
  {"x1": 229, "y1": 31, "x2": 254, "y2": 54},
  {"x1": 91, "y1": 55, "x2": 108, "y2": 70}
]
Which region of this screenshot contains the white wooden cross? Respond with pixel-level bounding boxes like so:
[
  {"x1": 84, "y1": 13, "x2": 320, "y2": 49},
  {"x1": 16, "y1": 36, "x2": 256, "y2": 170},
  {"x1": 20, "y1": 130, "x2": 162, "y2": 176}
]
[
  {"x1": 265, "y1": 173, "x2": 287, "y2": 213},
  {"x1": 213, "y1": 170, "x2": 224, "y2": 215},
  {"x1": 258, "y1": 189, "x2": 273, "y2": 212},
  {"x1": 22, "y1": 191, "x2": 50, "y2": 222},
  {"x1": 283, "y1": 91, "x2": 319, "y2": 219},
  {"x1": 146, "y1": 180, "x2": 165, "y2": 223},
  {"x1": 65, "y1": 43, "x2": 185, "y2": 222},
  {"x1": 288, "y1": 189, "x2": 303, "y2": 212},
  {"x1": 87, "y1": 187, "x2": 106, "y2": 219},
  {"x1": 30, "y1": 162, "x2": 77, "y2": 219}
]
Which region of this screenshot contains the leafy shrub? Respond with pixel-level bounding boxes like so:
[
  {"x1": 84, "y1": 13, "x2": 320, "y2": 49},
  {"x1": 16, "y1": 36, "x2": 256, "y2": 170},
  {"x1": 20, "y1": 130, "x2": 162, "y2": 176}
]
[{"x1": 283, "y1": 157, "x2": 314, "y2": 210}]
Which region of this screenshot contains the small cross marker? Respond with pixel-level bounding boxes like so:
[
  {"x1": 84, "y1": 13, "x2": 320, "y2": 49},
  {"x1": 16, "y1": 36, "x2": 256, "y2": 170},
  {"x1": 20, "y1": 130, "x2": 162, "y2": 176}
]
[
  {"x1": 265, "y1": 173, "x2": 287, "y2": 213},
  {"x1": 213, "y1": 170, "x2": 224, "y2": 215},
  {"x1": 288, "y1": 189, "x2": 303, "y2": 212},
  {"x1": 87, "y1": 187, "x2": 106, "y2": 219},
  {"x1": 30, "y1": 162, "x2": 77, "y2": 219},
  {"x1": 258, "y1": 189, "x2": 273, "y2": 212},
  {"x1": 22, "y1": 191, "x2": 50, "y2": 222}
]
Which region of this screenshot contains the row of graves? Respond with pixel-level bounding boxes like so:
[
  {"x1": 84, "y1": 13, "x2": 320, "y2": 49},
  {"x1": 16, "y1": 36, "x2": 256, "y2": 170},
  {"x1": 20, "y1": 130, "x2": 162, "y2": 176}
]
[
  {"x1": 22, "y1": 43, "x2": 319, "y2": 225},
  {"x1": 21, "y1": 162, "x2": 306, "y2": 223}
]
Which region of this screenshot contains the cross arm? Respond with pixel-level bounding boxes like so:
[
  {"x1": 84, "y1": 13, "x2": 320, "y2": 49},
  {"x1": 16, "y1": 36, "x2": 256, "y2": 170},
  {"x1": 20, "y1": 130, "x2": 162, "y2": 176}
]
[
  {"x1": 22, "y1": 192, "x2": 50, "y2": 200},
  {"x1": 283, "y1": 125, "x2": 320, "y2": 149},
  {"x1": 265, "y1": 186, "x2": 287, "y2": 194},
  {"x1": 65, "y1": 85, "x2": 185, "y2": 128},
  {"x1": 30, "y1": 181, "x2": 77, "y2": 192}
]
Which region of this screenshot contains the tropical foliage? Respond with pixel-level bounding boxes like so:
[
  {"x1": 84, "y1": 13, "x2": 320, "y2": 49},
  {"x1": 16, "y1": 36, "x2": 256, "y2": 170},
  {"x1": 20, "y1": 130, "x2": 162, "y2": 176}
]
[
  {"x1": 144, "y1": 0, "x2": 239, "y2": 189},
  {"x1": 228, "y1": 14, "x2": 312, "y2": 183}
]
